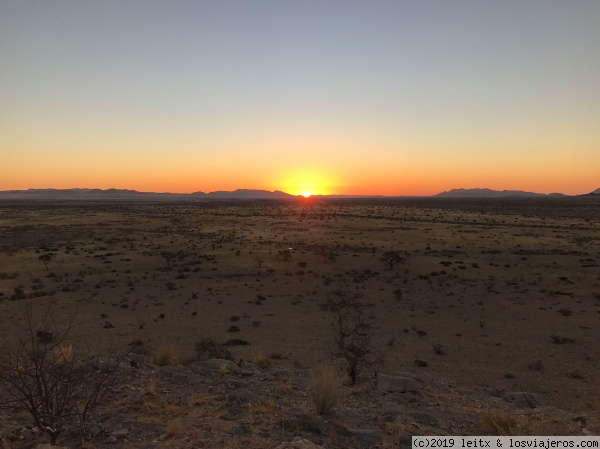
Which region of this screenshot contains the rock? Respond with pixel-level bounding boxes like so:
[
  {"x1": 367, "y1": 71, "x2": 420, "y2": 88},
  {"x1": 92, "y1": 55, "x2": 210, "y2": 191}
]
[
  {"x1": 188, "y1": 364, "x2": 216, "y2": 377},
  {"x1": 281, "y1": 414, "x2": 325, "y2": 434},
  {"x1": 239, "y1": 361, "x2": 261, "y2": 377},
  {"x1": 504, "y1": 391, "x2": 545, "y2": 408},
  {"x1": 222, "y1": 375, "x2": 248, "y2": 388},
  {"x1": 377, "y1": 373, "x2": 419, "y2": 393},
  {"x1": 88, "y1": 355, "x2": 119, "y2": 371},
  {"x1": 89, "y1": 425, "x2": 103, "y2": 437},
  {"x1": 183, "y1": 372, "x2": 212, "y2": 385},
  {"x1": 227, "y1": 388, "x2": 263, "y2": 404},
  {"x1": 195, "y1": 358, "x2": 239, "y2": 374},
  {"x1": 110, "y1": 428, "x2": 129, "y2": 439},
  {"x1": 386, "y1": 392, "x2": 419, "y2": 404},
  {"x1": 104, "y1": 436, "x2": 118, "y2": 444},
  {"x1": 291, "y1": 376, "x2": 311, "y2": 387},
  {"x1": 335, "y1": 428, "x2": 385, "y2": 448},
  {"x1": 274, "y1": 436, "x2": 324, "y2": 449}
]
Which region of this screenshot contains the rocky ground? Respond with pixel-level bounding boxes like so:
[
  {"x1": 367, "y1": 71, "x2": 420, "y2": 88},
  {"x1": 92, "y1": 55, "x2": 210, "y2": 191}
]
[
  {"x1": 1, "y1": 352, "x2": 598, "y2": 449},
  {"x1": 1, "y1": 199, "x2": 599, "y2": 448}
]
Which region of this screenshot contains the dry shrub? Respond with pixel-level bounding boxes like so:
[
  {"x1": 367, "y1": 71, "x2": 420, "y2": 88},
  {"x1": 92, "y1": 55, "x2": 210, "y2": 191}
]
[
  {"x1": 252, "y1": 351, "x2": 271, "y2": 369},
  {"x1": 152, "y1": 345, "x2": 174, "y2": 366},
  {"x1": 141, "y1": 374, "x2": 157, "y2": 396},
  {"x1": 0, "y1": 302, "x2": 120, "y2": 444},
  {"x1": 276, "y1": 377, "x2": 293, "y2": 394},
  {"x1": 481, "y1": 410, "x2": 520, "y2": 435},
  {"x1": 310, "y1": 365, "x2": 343, "y2": 415}
]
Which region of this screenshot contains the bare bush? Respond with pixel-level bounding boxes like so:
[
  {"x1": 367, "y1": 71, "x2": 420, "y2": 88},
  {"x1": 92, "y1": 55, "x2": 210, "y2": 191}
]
[
  {"x1": 0, "y1": 302, "x2": 119, "y2": 444},
  {"x1": 321, "y1": 287, "x2": 383, "y2": 384}
]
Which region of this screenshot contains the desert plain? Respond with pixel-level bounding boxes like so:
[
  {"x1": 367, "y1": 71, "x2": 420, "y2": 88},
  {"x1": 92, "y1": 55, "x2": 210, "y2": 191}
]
[{"x1": 0, "y1": 197, "x2": 599, "y2": 446}]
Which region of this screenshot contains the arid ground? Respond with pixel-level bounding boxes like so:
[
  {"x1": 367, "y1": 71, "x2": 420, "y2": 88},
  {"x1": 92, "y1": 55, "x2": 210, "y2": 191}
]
[{"x1": 0, "y1": 198, "x2": 599, "y2": 445}]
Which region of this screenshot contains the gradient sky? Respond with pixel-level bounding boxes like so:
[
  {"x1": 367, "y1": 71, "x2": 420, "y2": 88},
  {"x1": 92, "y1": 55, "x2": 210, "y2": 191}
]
[{"x1": 1, "y1": 1, "x2": 599, "y2": 195}]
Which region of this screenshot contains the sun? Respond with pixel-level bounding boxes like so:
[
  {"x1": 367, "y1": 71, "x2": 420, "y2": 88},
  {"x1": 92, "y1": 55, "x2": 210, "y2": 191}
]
[{"x1": 278, "y1": 170, "x2": 335, "y2": 197}]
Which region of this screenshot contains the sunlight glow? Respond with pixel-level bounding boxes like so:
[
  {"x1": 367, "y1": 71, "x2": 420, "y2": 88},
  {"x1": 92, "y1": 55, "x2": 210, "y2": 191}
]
[{"x1": 278, "y1": 170, "x2": 337, "y2": 196}]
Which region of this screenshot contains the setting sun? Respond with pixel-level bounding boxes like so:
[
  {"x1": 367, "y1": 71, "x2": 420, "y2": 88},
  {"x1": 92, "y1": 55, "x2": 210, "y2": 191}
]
[{"x1": 276, "y1": 170, "x2": 338, "y2": 197}]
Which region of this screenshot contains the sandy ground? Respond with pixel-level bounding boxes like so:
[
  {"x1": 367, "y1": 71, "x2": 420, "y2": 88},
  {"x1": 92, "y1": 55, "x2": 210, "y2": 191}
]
[{"x1": 0, "y1": 197, "x2": 598, "y2": 415}]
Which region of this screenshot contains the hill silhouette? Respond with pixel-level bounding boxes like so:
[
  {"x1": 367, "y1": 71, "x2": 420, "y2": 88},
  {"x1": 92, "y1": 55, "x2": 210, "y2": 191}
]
[
  {"x1": 0, "y1": 188, "x2": 295, "y2": 201},
  {"x1": 434, "y1": 188, "x2": 549, "y2": 198}
]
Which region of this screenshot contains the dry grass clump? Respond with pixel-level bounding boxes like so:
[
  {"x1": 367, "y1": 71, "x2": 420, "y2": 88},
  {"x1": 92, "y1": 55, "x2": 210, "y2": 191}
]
[
  {"x1": 252, "y1": 351, "x2": 272, "y2": 369},
  {"x1": 310, "y1": 365, "x2": 343, "y2": 415},
  {"x1": 481, "y1": 409, "x2": 520, "y2": 435},
  {"x1": 152, "y1": 345, "x2": 174, "y2": 366}
]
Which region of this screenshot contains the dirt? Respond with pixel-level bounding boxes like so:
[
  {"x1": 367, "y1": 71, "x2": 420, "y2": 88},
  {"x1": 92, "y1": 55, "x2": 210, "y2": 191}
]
[{"x1": 0, "y1": 197, "x2": 599, "y2": 447}]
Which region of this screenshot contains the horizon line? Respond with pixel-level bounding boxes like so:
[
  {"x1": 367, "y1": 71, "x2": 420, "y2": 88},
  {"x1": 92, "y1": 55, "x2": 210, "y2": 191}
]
[{"x1": 0, "y1": 186, "x2": 598, "y2": 198}]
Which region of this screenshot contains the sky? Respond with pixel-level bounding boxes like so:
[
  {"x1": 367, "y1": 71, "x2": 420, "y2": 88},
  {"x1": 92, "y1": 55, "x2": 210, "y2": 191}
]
[{"x1": 1, "y1": 1, "x2": 599, "y2": 196}]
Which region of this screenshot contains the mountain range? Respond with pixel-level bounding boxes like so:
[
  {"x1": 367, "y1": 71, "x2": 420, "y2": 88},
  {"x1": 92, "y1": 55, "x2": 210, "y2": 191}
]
[
  {"x1": 0, "y1": 187, "x2": 598, "y2": 200},
  {"x1": 434, "y1": 188, "x2": 568, "y2": 198},
  {"x1": 0, "y1": 188, "x2": 294, "y2": 201}
]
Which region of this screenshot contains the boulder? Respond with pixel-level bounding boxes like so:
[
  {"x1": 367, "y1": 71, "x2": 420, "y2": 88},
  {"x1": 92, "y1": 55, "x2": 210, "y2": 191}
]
[
  {"x1": 503, "y1": 391, "x2": 545, "y2": 408},
  {"x1": 239, "y1": 361, "x2": 261, "y2": 377},
  {"x1": 197, "y1": 358, "x2": 239, "y2": 374},
  {"x1": 377, "y1": 373, "x2": 418, "y2": 393},
  {"x1": 227, "y1": 388, "x2": 263, "y2": 404}
]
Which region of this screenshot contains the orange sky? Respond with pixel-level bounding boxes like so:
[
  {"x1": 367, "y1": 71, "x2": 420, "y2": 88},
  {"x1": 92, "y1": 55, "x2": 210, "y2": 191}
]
[{"x1": 1, "y1": 2, "x2": 599, "y2": 196}]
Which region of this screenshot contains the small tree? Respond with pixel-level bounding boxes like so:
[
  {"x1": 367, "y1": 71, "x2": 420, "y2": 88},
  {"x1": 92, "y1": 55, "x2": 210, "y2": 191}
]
[
  {"x1": 39, "y1": 253, "x2": 53, "y2": 271},
  {"x1": 277, "y1": 248, "x2": 292, "y2": 261},
  {"x1": 381, "y1": 251, "x2": 403, "y2": 270},
  {"x1": 321, "y1": 288, "x2": 383, "y2": 384},
  {"x1": 0, "y1": 302, "x2": 119, "y2": 444},
  {"x1": 161, "y1": 251, "x2": 176, "y2": 269}
]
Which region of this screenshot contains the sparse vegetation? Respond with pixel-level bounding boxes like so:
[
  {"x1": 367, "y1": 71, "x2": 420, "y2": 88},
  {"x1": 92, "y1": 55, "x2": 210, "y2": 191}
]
[
  {"x1": 550, "y1": 335, "x2": 576, "y2": 344},
  {"x1": 310, "y1": 365, "x2": 342, "y2": 415},
  {"x1": 152, "y1": 345, "x2": 174, "y2": 366},
  {"x1": 480, "y1": 410, "x2": 520, "y2": 435},
  {"x1": 0, "y1": 302, "x2": 119, "y2": 444},
  {"x1": 0, "y1": 198, "x2": 599, "y2": 442},
  {"x1": 195, "y1": 338, "x2": 233, "y2": 361},
  {"x1": 321, "y1": 287, "x2": 383, "y2": 384},
  {"x1": 432, "y1": 343, "x2": 446, "y2": 355},
  {"x1": 381, "y1": 250, "x2": 403, "y2": 270},
  {"x1": 252, "y1": 351, "x2": 272, "y2": 369}
]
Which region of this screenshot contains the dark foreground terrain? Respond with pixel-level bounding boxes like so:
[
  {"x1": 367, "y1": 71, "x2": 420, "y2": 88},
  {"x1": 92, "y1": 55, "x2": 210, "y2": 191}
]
[{"x1": 0, "y1": 197, "x2": 599, "y2": 447}]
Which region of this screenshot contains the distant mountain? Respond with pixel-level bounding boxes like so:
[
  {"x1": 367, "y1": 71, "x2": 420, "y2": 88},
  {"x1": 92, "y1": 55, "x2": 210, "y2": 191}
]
[
  {"x1": 205, "y1": 189, "x2": 294, "y2": 199},
  {"x1": 591, "y1": 188, "x2": 600, "y2": 195},
  {"x1": 0, "y1": 188, "x2": 296, "y2": 201},
  {"x1": 435, "y1": 188, "x2": 549, "y2": 198}
]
